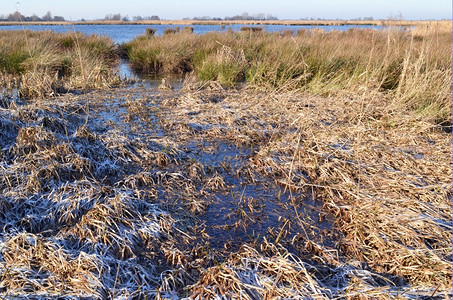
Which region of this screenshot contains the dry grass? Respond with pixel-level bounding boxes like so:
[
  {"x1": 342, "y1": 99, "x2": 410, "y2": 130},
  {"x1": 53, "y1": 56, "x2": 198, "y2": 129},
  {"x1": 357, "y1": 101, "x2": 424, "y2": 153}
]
[
  {"x1": 0, "y1": 22, "x2": 451, "y2": 299},
  {"x1": 0, "y1": 30, "x2": 122, "y2": 99},
  {"x1": 0, "y1": 89, "x2": 188, "y2": 299},
  {"x1": 278, "y1": 93, "x2": 452, "y2": 288},
  {"x1": 0, "y1": 82, "x2": 450, "y2": 298},
  {"x1": 124, "y1": 23, "x2": 452, "y2": 126},
  {"x1": 152, "y1": 81, "x2": 452, "y2": 297}
]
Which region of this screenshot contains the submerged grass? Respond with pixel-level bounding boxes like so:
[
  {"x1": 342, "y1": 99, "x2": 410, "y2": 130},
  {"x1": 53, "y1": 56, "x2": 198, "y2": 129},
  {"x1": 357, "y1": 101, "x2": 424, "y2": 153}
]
[
  {"x1": 124, "y1": 21, "x2": 452, "y2": 126},
  {"x1": 0, "y1": 30, "x2": 121, "y2": 98}
]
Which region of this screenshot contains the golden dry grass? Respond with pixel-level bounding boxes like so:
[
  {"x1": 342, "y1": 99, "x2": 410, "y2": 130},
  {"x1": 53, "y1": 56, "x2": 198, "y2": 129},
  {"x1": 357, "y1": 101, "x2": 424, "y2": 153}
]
[
  {"x1": 124, "y1": 24, "x2": 452, "y2": 126},
  {"x1": 155, "y1": 79, "x2": 451, "y2": 297},
  {"x1": 0, "y1": 83, "x2": 450, "y2": 298},
  {"x1": 0, "y1": 22, "x2": 451, "y2": 299},
  {"x1": 0, "y1": 30, "x2": 122, "y2": 98}
]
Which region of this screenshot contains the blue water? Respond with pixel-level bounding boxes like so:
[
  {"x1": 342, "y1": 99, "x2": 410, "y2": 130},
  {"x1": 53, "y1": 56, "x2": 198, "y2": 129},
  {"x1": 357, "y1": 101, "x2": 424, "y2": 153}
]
[{"x1": 0, "y1": 24, "x2": 383, "y2": 44}]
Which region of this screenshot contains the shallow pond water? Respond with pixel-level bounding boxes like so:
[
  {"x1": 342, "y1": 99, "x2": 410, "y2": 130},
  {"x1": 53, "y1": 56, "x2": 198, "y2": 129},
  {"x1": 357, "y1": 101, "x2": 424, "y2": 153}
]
[
  {"x1": 118, "y1": 59, "x2": 185, "y2": 89},
  {"x1": 0, "y1": 23, "x2": 386, "y2": 44},
  {"x1": 66, "y1": 86, "x2": 338, "y2": 252}
]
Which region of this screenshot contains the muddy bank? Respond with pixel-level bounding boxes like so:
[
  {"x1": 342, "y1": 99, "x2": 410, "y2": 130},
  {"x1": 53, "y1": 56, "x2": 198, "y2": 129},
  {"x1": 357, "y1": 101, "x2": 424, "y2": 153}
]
[{"x1": 0, "y1": 83, "x2": 451, "y2": 298}]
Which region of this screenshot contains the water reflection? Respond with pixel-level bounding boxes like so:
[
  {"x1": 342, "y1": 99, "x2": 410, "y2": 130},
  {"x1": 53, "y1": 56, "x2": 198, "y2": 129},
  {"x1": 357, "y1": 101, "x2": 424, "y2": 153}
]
[
  {"x1": 118, "y1": 59, "x2": 138, "y2": 79},
  {"x1": 119, "y1": 59, "x2": 184, "y2": 89}
]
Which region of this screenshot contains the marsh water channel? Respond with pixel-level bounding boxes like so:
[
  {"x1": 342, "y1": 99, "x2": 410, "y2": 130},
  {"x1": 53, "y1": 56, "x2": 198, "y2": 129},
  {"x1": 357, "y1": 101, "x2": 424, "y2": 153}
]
[
  {"x1": 73, "y1": 83, "x2": 337, "y2": 251},
  {"x1": 110, "y1": 57, "x2": 338, "y2": 251},
  {"x1": 0, "y1": 70, "x2": 338, "y2": 251}
]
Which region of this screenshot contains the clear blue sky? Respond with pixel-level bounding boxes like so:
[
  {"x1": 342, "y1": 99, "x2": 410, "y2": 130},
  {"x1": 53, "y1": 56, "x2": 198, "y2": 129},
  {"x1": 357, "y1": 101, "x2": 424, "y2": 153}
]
[{"x1": 0, "y1": 0, "x2": 451, "y2": 20}]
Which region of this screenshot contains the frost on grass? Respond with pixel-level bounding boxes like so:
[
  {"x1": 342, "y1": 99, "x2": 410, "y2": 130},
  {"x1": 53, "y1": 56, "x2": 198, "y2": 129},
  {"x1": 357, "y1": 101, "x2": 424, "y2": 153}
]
[
  {"x1": 0, "y1": 85, "x2": 451, "y2": 299},
  {"x1": 0, "y1": 93, "x2": 180, "y2": 299}
]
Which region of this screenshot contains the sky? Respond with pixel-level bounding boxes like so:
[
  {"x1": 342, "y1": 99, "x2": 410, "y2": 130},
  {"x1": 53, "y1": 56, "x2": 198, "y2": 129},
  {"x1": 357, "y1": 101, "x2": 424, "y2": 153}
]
[{"x1": 0, "y1": 0, "x2": 451, "y2": 20}]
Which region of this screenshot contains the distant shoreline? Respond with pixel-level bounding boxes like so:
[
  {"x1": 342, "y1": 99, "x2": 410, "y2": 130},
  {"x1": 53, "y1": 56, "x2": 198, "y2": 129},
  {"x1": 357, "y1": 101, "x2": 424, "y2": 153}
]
[{"x1": 0, "y1": 19, "x2": 444, "y2": 27}]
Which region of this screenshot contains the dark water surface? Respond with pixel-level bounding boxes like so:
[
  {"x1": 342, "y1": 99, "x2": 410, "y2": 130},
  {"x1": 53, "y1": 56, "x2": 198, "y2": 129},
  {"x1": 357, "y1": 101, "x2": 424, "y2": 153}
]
[{"x1": 0, "y1": 23, "x2": 384, "y2": 44}]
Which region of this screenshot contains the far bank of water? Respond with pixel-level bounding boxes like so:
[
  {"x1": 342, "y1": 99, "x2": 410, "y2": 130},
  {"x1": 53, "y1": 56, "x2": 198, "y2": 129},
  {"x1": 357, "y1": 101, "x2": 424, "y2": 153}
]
[{"x1": 0, "y1": 23, "x2": 384, "y2": 44}]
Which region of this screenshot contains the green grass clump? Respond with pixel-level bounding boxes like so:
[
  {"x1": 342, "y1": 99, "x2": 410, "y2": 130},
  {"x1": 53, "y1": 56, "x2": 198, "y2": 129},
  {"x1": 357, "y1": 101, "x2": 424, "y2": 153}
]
[{"x1": 0, "y1": 49, "x2": 28, "y2": 74}]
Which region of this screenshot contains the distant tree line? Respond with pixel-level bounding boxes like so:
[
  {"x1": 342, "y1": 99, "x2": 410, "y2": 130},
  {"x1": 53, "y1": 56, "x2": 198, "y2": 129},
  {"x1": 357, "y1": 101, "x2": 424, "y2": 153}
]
[
  {"x1": 104, "y1": 13, "x2": 160, "y2": 21},
  {"x1": 299, "y1": 17, "x2": 375, "y2": 21},
  {"x1": 189, "y1": 13, "x2": 279, "y2": 21},
  {"x1": 224, "y1": 13, "x2": 278, "y2": 21},
  {"x1": 0, "y1": 11, "x2": 65, "y2": 22},
  {"x1": 0, "y1": 11, "x2": 377, "y2": 23},
  {"x1": 102, "y1": 13, "x2": 277, "y2": 22}
]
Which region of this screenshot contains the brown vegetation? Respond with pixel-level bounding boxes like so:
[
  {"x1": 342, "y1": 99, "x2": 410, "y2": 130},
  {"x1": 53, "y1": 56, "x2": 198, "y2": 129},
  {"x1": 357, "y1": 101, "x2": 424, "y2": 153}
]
[
  {"x1": 0, "y1": 30, "x2": 122, "y2": 98},
  {"x1": 0, "y1": 78, "x2": 450, "y2": 298},
  {"x1": 124, "y1": 22, "x2": 452, "y2": 126},
  {"x1": 0, "y1": 22, "x2": 451, "y2": 299}
]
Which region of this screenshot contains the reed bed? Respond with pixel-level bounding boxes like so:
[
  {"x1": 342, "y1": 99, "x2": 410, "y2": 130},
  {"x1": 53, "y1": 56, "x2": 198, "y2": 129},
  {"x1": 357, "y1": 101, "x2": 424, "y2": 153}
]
[
  {"x1": 0, "y1": 30, "x2": 121, "y2": 98},
  {"x1": 124, "y1": 22, "x2": 452, "y2": 126}
]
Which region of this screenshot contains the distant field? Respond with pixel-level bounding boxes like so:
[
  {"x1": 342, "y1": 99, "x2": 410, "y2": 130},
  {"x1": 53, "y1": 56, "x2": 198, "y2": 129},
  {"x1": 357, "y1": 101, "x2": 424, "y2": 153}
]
[{"x1": 0, "y1": 19, "x2": 449, "y2": 26}]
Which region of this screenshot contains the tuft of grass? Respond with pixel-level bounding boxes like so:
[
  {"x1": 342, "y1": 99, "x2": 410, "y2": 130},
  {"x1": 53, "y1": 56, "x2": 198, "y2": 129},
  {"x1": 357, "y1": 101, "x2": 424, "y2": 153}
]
[
  {"x1": 0, "y1": 30, "x2": 121, "y2": 99},
  {"x1": 240, "y1": 26, "x2": 264, "y2": 32},
  {"x1": 0, "y1": 49, "x2": 28, "y2": 74},
  {"x1": 181, "y1": 26, "x2": 194, "y2": 34},
  {"x1": 145, "y1": 27, "x2": 156, "y2": 36},
  {"x1": 164, "y1": 27, "x2": 177, "y2": 35}
]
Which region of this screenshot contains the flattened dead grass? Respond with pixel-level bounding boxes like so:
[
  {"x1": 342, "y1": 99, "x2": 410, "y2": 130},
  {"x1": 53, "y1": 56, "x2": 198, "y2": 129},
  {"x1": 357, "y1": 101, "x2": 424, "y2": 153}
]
[
  {"x1": 0, "y1": 80, "x2": 450, "y2": 299},
  {"x1": 153, "y1": 82, "x2": 452, "y2": 297}
]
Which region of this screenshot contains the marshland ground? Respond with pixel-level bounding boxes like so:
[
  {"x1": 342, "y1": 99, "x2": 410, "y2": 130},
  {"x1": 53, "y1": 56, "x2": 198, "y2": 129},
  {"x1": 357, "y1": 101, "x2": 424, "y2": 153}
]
[{"x1": 0, "y1": 20, "x2": 451, "y2": 299}]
